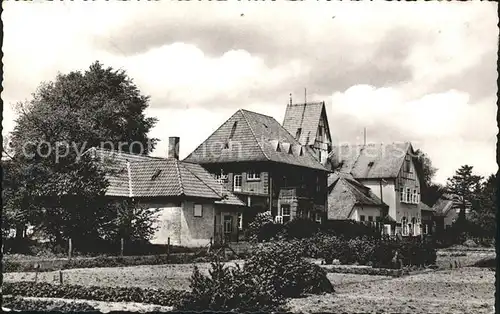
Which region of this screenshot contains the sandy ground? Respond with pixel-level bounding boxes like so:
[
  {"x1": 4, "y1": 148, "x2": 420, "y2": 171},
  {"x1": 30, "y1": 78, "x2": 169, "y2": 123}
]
[
  {"x1": 288, "y1": 267, "x2": 495, "y2": 314},
  {"x1": 3, "y1": 297, "x2": 174, "y2": 313}
]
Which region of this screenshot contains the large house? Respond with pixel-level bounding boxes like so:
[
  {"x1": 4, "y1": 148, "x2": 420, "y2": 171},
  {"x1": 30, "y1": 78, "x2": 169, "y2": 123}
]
[
  {"x1": 328, "y1": 142, "x2": 424, "y2": 236},
  {"x1": 431, "y1": 193, "x2": 458, "y2": 232},
  {"x1": 89, "y1": 137, "x2": 246, "y2": 247},
  {"x1": 183, "y1": 109, "x2": 330, "y2": 225}
]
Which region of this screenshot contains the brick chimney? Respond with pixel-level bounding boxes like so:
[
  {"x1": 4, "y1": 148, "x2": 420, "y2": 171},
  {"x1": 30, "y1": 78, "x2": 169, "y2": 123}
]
[{"x1": 168, "y1": 137, "x2": 180, "y2": 160}]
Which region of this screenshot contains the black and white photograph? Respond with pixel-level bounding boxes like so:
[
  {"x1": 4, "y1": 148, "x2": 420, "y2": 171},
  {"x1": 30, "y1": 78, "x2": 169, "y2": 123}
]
[{"x1": 1, "y1": 1, "x2": 498, "y2": 313}]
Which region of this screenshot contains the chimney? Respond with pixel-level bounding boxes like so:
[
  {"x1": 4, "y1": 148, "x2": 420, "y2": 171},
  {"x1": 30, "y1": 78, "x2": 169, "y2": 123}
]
[{"x1": 168, "y1": 137, "x2": 180, "y2": 160}]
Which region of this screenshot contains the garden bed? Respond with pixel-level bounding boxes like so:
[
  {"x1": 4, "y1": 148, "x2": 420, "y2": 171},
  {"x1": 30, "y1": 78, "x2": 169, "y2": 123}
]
[{"x1": 2, "y1": 281, "x2": 189, "y2": 307}]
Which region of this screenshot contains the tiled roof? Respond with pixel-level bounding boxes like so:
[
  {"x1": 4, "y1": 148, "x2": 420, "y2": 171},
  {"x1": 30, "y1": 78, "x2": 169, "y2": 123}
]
[
  {"x1": 432, "y1": 195, "x2": 455, "y2": 217},
  {"x1": 282, "y1": 102, "x2": 325, "y2": 146},
  {"x1": 329, "y1": 142, "x2": 411, "y2": 179},
  {"x1": 184, "y1": 109, "x2": 328, "y2": 171},
  {"x1": 327, "y1": 172, "x2": 387, "y2": 220},
  {"x1": 419, "y1": 201, "x2": 435, "y2": 212},
  {"x1": 87, "y1": 148, "x2": 244, "y2": 206}
]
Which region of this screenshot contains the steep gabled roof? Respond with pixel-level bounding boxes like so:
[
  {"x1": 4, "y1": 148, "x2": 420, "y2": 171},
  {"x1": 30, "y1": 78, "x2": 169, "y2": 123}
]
[
  {"x1": 327, "y1": 172, "x2": 387, "y2": 220},
  {"x1": 283, "y1": 102, "x2": 327, "y2": 146},
  {"x1": 432, "y1": 194, "x2": 455, "y2": 217},
  {"x1": 184, "y1": 109, "x2": 328, "y2": 171},
  {"x1": 88, "y1": 148, "x2": 244, "y2": 206},
  {"x1": 330, "y1": 142, "x2": 412, "y2": 179}
]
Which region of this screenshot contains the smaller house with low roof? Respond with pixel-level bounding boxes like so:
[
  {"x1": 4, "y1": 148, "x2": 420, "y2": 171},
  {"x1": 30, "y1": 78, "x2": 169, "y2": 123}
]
[
  {"x1": 327, "y1": 172, "x2": 389, "y2": 229},
  {"x1": 431, "y1": 193, "x2": 458, "y2": 232},
  {"x1": 328, "y1": 142, "x2": 423, "y2": 236},
  {"x1": 88, "y1": 137, "x2": 246, "y2": 247}
]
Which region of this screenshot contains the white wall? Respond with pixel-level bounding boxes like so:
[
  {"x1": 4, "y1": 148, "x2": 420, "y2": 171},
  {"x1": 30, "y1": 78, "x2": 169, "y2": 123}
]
[
  {"x1": 360, "y1": 179, "x2": 397, "y2": 219},
  {"x1": 349, "y1": 205, "x2": 382, "y2": 221}
]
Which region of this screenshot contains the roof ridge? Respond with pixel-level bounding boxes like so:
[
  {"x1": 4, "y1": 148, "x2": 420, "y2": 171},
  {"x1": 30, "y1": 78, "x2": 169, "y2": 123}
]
[
  {"x1": 173, "y1": 159, "x2": 185, "y2": 195},
  {"x1": 183, "y1": 111, "x2": 239, "y2": 161},
  {"x1": 180, "y1": 162, "x2": 223, "y2": 199},
  {"x1": 239, "y1": 108, "x2": 276, "y2": 119},
  {"x1": 240, "y1": 109, "x2": 271, "y2": 161}
]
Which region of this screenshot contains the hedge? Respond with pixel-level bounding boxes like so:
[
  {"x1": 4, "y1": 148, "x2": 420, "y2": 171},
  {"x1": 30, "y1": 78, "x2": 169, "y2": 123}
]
[
  {"x1": 3, "y1": 281, "x2": 189, "y2": 307},
  {"x1": 2, "y1": 296, "x2": 99, "y2": 312},
  {"x1": 2, "y1": 253, "x2": 196, "y2": 273}
]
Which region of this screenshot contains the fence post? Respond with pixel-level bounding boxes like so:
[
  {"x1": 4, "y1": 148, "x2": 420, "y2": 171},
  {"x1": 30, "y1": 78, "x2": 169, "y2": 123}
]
[
  {"x1": 209, "y1": 237, "x2": 213, "y2": 253},
  {"x1": 68, "y1": 238, "x2": 72, "y2": 260},
  {"x1": 120, "y1": 238, "x2": 124, "y2": 257},
  {"x1": 59, "y1": 270, "x2": 63, "y2": 285},
  {"x1": 167, "y1": 237, "x2": 170, "y2": 262}
]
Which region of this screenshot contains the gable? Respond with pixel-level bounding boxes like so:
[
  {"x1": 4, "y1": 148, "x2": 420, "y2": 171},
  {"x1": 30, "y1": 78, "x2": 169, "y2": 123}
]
[{"x1": 283, "y1": 102, "x2": 325, "y2": 146}]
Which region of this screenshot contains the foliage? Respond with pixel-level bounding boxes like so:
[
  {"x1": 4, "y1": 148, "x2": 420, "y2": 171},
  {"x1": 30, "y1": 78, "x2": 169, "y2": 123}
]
[
  {"x1": 413, "y1": 149, "x2": 444, "y2": 206},
  {"x1": 3, "y1": 281, "x2": 189, "y2": 307},
  {"x1": 3, "y1": 296, "x2": 99, "y2": 312},
  {"x1": 320, "y1": 220, "x2": 381, "y2": 239},
  {"x1": 245, "y1": 242, "x2": 334, "y2": 298},
  {"x1": 446, "y1": 165, "x2": 483, "y2": 226},
  {"x1": 2, "y1": 252, "x2": 195, "y2": 273},
  {"x1": 283, "y1": 217, "x2": 320, "y2": 239},
  {"x1": 468, "y1": 174, "x2": 496, "y2": 239},
  {"x1": 177, "y1": 259, "x2": 285, "y2": 312},
  {"x1": 245, "y1": 211, "x2": 285, "y2": 242},
  {"x1": 3, "y1": 61, "x2": 159, "y2": 246}
]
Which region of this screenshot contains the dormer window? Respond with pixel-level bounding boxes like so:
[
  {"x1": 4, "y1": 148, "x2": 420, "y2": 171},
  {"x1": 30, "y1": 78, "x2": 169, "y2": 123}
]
[
  {"x1": 247, "y1": 170, "x2": 260, "y2": 181},
  {"x1": 296, "y1": 128, "x2": 302, "y2": 139},
  {"x1": 229, "y1": 121, "x2": 237, "y2": 140},
  {"x1": 151, "y1": 169, "x2": 162, "y2": 180}
]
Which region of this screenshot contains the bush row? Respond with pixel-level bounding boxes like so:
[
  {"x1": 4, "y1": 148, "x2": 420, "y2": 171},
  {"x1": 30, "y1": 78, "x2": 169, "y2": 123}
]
[
  {"x1": 2, "y1": 296, "x2": 99, "y2": 312},
  {"x1": 2, "y1": 252, "x2": 196, "y2": 273},
  {"x1": 3, "y1": 281, "x2": 189, "y2": 307},
  {"x1": 322, "y1": 265, "x2": 407, "y2": 277},
  {"x1": 286, "y1": 234, "x2": 437, "y2": 269},
  {"x1": 2, "y1": 237, "x2": 203, "y2": 257}
]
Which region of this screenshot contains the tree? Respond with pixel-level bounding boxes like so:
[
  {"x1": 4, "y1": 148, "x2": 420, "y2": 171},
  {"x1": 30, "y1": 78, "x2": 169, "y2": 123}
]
[
  {"x1": 4, "y1": 61, "x2": 159, "y2": 248},
  {"x1": 468, "y1": 174, "x2": 496, "y2": 239},
  {"x1": 446, "y1": 165, "x2": 483, "y2": 225},
  {"x1": 413, "y1": 149, "x2": 444, "y2": 206}
]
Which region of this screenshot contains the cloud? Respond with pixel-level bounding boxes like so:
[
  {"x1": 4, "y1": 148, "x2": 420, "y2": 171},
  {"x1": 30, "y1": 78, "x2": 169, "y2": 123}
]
[{"x1": 2, "y1": 1, "x2": 497, "y2": 185}]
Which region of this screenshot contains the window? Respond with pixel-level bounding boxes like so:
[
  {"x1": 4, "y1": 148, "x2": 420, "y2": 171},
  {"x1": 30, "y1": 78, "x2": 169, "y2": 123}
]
[
  {"x1": 404, "y1": 155, "x2": 411, "y2": 173},
  {"x1": 316, "y1": 176, "x2": 321, "y2": 192},
  {"x1": 423, "y1": 224, "x2": 428, "y2": 235},
  {"x1": 247, "y1": 170, "x2": 260, "y2": 181},
  {"x1": 229, "y1": 121, "x2": 237, "y2": 140},
  {"x1": 368, "y1": 216, "x2": 373, "y2": 222},
  {"x1": 237, "y1": 213, "x2": 243, "y2": 230},
  {"x1": 233, "y1": 174, "x2": 242, "y2": 192},
  {"x1": 214, "y1": 171, "x2": 228, "y2": 184},
  {"x1": 279, "y1": 205, "x2": 291, "y2": 223},
  {"x1": 315, "y1": 213, "x2": 322, "y2": 223},
  {"x1": 194, "y1": 204, "x2": 203, "y2": 217},
  {"x1": 318, "y1": 127, "x2": 323, "y2": 137},
  {"x1": 401, "y1": 217, "x2": 408, "y2": 236},
  {"x1": 296, "y1": 128, "x2": 302, "y2": 139},
  {"x1": 360, "y1": 215, "x2": 366, "y2": 222}
]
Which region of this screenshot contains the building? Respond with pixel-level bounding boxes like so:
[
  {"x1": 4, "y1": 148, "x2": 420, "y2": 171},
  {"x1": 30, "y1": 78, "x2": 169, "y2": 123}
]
[
  {"x1": 282, "y1": 101, "x2": 333, "y2": 166},
  {"x1": 327, "y1": 172, "x2": 389, "y2": 228},
  {"x1": 420, "y1": 201, "x2": 435, "y2": 235},
  {"x1": 88, "y1": 137, "x2": 246, "y2": 247},
  {"x1": 183, "y1": 109, "x2": 330, "y2": 225},
  {"x1": 328, "y1": 142, "x2": 423, "y2": 236},
  {"x1": 431, "y1": 194, "x2": 458, "y2": 232}
]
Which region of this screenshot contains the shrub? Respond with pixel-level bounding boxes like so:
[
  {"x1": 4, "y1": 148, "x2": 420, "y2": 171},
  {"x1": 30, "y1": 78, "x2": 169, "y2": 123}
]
[
  {"x1": 3, "y1": 296, "x2": 99, "y2": 312},
  {"x1": 283, "y1": 218, "x2": 320, "y2": 240},
  {"x1": 177, "y1": 259, "x2": 284, "y2": 312},
  {"x1": 3, "y1": 281, "x2": 189, "y2": 307},
  {"x1": 246, "y1": 211, "x2": 285, "y2": 242},
  {"x1": 320, "y1": 220, "x2": 381, "y2": 239},
  {"x1": 245, "y1": 242, "x2": 334, "y2": 298}
]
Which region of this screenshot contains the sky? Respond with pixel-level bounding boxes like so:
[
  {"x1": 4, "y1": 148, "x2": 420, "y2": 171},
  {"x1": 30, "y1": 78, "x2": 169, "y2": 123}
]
[{"x1": 2, "y1": 1, "x2": 498, "y2": 184}]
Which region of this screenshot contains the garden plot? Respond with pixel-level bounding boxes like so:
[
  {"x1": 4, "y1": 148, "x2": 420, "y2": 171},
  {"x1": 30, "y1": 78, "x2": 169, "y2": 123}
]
[
  {"x1": 3, "y1": 260, "x2": 245, "y2": 291},
  {"x1": 288, "y1": 267, "x2": 495, "y2": 314}
]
